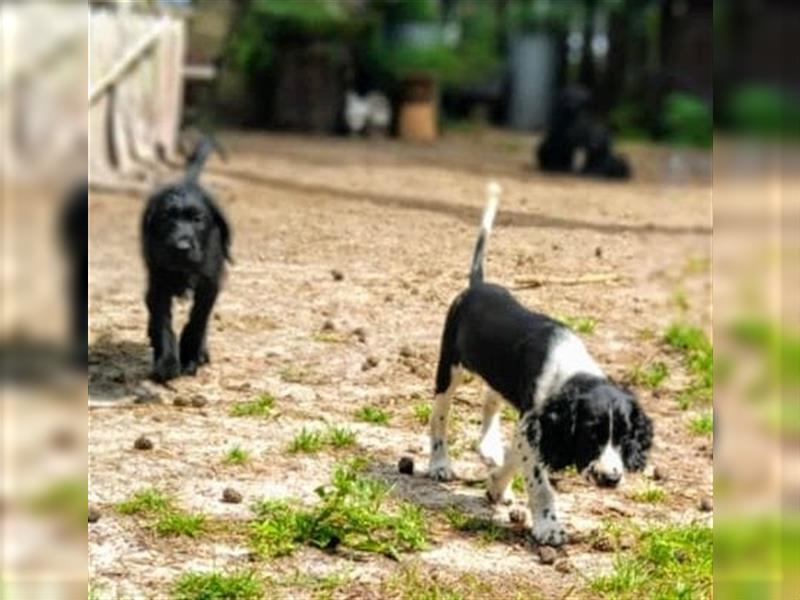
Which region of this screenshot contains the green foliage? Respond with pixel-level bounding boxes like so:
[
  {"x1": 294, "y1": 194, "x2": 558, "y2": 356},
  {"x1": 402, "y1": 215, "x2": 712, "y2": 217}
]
[
  {"x1": 591, "y1": 523, "x2": 712, "y2": 599},
  {"x1": 376, "y1": 0, "x2": 439, "y2": 23},
  {"x1": 326, "y1": 426, "x2": 358, "y2": 448},
  {"x1": 230, "y1": 393, "x2": 275, "y2": 417},
  {"x1": 28, "y1": 479, "x2": 87, "y2": 526},
  {"x1": 664, "y1": 323, "x2": 713, "y2": 406},
  {"x1": 505, "y1": 0, "x2": 574, "y2": 32},
  {"x1": 629, "y1": 361, "x2": 669, "y2": 390},
  {"x1": 249, "y1": 461, "x2": 427, "y2": 559},
  {"x1": 116, "y1": 488, "x2": 174, "y2": 515},
  {"x1": 663, "y1": 92, "x2": 713, "y2": 148},
  {"x1": 630, "y1": 485, "x2": 666, "y2": 504},
  {"x1": 413, "y1": 401, "x2": 432, "y2": 425},
  {"x1": 512, "y1": 474, "x2": 525, "y2": 494},
  {"x1": 222, "y1": 446, "x2": 250, "y2": 466},
  {"x1": 288, "y1": 428, "x2": 325, "y2": 454},
  {"x1": 560, "y1": 315, "x2": 597, "y2": 334},
  {"x1": 727, "y1": 84, "x2": 800, "y2": 138},
  {"x1": 171, "y1": 570, "x2": 264, "y2": 600},
  {"x1": 355, "y1": 405, "x2": 390, "y2": 425},
  {"x1": 154, "y1": 512, "x2": 206, "y2": 538},
  {"x1": 689, "y1": 412, "x2": 713, "y2": 436},
  {"x1": 729, "y1": 317, "x2": 800, "y2": 387}
]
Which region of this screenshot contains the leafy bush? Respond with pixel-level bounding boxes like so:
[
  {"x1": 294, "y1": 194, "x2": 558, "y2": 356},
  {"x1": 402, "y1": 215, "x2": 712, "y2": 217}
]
[{"x1": 663, "y1": 92, "x2": 713, "y2": 148}]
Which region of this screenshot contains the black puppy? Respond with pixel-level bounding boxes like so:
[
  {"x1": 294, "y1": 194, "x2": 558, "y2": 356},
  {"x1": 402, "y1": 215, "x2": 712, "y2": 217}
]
[
  {"x1": 429, "y1": 184, "x2": 652, "y2": 546},
  {"x1": 537, "y1": 86, "x2": 631, "y2": 180},
  {"x1": 141, "y1": 137, "x2": 231, "y2": 382}
]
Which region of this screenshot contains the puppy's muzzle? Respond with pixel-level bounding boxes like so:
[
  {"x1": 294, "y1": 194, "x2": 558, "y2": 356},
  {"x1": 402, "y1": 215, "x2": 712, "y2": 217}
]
[{"x1": 589, "y1": 467, "x2": 622, "y2": 488}]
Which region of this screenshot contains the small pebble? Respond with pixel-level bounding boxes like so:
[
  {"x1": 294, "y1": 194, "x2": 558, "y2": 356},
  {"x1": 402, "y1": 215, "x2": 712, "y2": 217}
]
[
  {"x1": 173, "y1": 396, "x2": 190, "y2": 408},
  {"x1": 353, "y1": 327, "x2": 367, "y2": 343},
  {"x1": 88, "y1": 506, "x2": 101, "y2": 523},
  {"x1": 221, "y1": 488, "x2": 243, "y2": 504},
  {"x1": 653, "y1": 466, "x2": 667, "y2": 481},
  {"x1": 322, "y1": 320, "x2": 336, "y2": 332},
  {"x1": 595, "y1": 246, "x2": 603, "y2": 258},
  {"x1": 331, "y1": 269, "x2": 344, "y2": 281},
  {"x1": 554, "y1": 558, "x2": 572, "y2": 573},
  {"x1": 508, "y1": 508, "x2": 527, "y2": 526},
  {"x1": 362, "y1": 356, "x2": 379, "y2": 371},
  {"x1": 399, "y1": 345, "x2": 414, "y2": 358},
  {"x1": 133, "y1": 435, "x2": 153, "y2": 451},
  {"x1": 191, "y1": 394, "x2": 208, "y2": 408},
  {"x1": 699, "y1": 496, "x2": 713, "y2": 512},
  {"x1": 398, "y1": 456, "x2": 415, "y2": 475},
  {"x1": 538, "y1": 546, "x2": 558, "y2": 565}
]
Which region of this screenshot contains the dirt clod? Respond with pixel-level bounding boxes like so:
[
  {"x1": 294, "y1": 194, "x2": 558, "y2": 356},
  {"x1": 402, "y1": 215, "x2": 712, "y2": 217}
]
[
  {"x1": 331, "y1": 269, "x2": 344, "y2": 281},
  {"x1": 322, "y1": 320, "x2": 336, "y2": 332},
  {"x1": 699, "y1": 496, "x2": 713, "y2": 512},
  {"x1": 398, "y1": 456, "x2": 415, "y2": 475},
  {"x1": 191, "y1": 394, "x2": 208, "y2": 408},
  {"x1": 353, "y1": 327, "x2": 367, "y2": 343},
  {"x1": 595, "y1": 246, "x2": 603, "y2": 258},
  {"x1": 399, "y1": 345, "x2": 414, "y2": 358},
  {"x1": 362, "y1": 356, "x2": 379, "y2": 371},
  {"x1": 538, "y1": 546, "x2": 558, "y2": 565},
  {"x1": 592, "y1": 535, "x2": 614, "y2": 552},
  {"x1": 133, "y1": 435, "x2": 153, "y2": 451},
  {"x1": 222, "y1": 488, "x2": 243, "y2": 504},
  {"x1": 88, "y1": 506, "x2": 101, "y2": 523},
  {"x1": 554, "y1": 558, "x2": 572, "y2": 573},
  {"x1": 173, "y1": 396, "x2": 190, "y2": 408},
  {"x1": 652, "y1": 466, "x2": 667, "y2": 481}
]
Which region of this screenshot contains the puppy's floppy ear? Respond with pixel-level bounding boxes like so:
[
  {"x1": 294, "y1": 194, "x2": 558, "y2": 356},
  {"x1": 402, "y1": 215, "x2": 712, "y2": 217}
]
[
  {"x1": 536, "y1": 391, "x2": 577, "y2": 471},
  {"x1": 622, "y1": 397, "x2": 653, "y2": 472},
  {"x1": 203, "y1": 192, "x2": 232, "y2": 261}
]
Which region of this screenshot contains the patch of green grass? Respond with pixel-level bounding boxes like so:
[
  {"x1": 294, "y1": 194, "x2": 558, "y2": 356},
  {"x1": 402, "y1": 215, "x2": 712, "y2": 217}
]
[
  {"x1": 560, "y1": 315, "x2": 598, "y2": 334},
  {"x1": 630, "y1": 485, "x2": 667, "y2": 504},
  {"x1": 171, "y1": 570, "x2": 264, "y2": 600},
  {"x1": 116, "y1": 488, "x2": 174, "y2": 515},
  {"x1": 590, "y1": 522, "x2": 712, "y2": 599},
  {"x1": 154, "y1": 511, "x2": 206, "y2": 538},
  {"x1": 326, "y1": 426, "x2": 357, "y2": 449},
  {"x1": 689, "y1": 411, "x2": 713, "y2": 436},
  {"x1": 628, "y1": 361, "x2": 670, "y2": 389},
  {"x1": 512, "y1": 474, "x2": 525, "y2": 494},
  {"x1": 413, "y1": 401, "x2": 432, "y2": 425},
  {"x1": 444, "y1": 507, "x2": 508, "y2": 544},
  {"x1": 230, "y1": 393, "x2": 275, "y2": 417},
  {"x1": 355, "y1": 405, "x2": 390, "y2": 425},
  {"x1": 663, "y1": 323, "x2": 713, "y2": 406},
  {"x1": 288, "y1": 428, "x2": 325, "y2": 454},
  {"x1": 222, "y1": 446, "x2": 250, "y2": 466},
  {"x1": 28, "y1": 478, "x2": 87, "y2": 525},
  {"x1": 249, "y1": 461, "x2": 427, "y2": 559}
]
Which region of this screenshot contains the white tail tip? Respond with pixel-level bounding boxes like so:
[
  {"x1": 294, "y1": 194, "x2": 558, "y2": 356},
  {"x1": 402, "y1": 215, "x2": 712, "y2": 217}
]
[{"x1": 482, "y1": 180, "x2": 501, "y2": 230}]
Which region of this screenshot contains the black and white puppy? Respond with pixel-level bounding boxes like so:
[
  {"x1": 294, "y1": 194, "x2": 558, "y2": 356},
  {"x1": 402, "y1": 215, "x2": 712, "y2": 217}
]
[
  {"x1": 429, "y1": 184, "x2": 652, "y2": 546},
  {"x1": 141, "y1": 137, "x2": 231, "y2": 382}
]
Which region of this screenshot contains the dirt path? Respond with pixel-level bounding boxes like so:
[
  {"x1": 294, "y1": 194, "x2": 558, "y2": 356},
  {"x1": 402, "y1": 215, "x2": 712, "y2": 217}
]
[{"x1": 89, "y1": 130, "x2": 712, "y2": 599}]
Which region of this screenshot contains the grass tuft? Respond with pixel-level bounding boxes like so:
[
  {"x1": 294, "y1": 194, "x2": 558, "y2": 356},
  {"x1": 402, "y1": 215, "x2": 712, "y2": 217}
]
[
  {"x1": 689, "y1": 411, "x2": 713, "y2": 436},
  {"x1": 630, "y1": 485, "x2": 667, "y2": 504},
  {"x1": 288, "y1": 427, "x2": 325, "y2": 454},
  {"x1": 663, "y1": 323, "x2": 713, "y2": 407},
  {"x1": 249, "y1": 461, "x2": 427, "y2": 559},
  {"x1": 412, "y1": 401, "x2": 432, "y2": 425},
  {"x1": 154, "y1": 511, "x2": 206, "y2": 538},
  {"x1": 230, "y1": 393, "x2": 275, "y2": 417},
  {"x1": 326, "y1": 426, "x2": 357, "y2": 449},
  {"x1": 560, "y1": 315, "x2": 598, "y2": 334},
  {"x1": 591, "y1": 523, "x2": 712, "y2": 599},
  {"x1": 222, "y1": 446, "x2": 250, "y2": 466},
  {"x1": 116, "y1": 488, "x2": 174, "y2": 515},
  {"x1": 355, "y1": 405, "x2": 390, "y2": 425},
  {"x1": 628, "y1": 361, "x2": 669, "y2": 389},
  {"x1": 171, "y1": 570, "x2": 264, "y2": 600}
]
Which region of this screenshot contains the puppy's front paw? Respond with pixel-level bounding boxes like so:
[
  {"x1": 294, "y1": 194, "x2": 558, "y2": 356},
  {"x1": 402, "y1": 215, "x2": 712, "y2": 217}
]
[
  {"x1": 532, "y1": 518, "x2": 567, "y2": 547},
  {"x1": 429, "y1": 460, "x2": 455, "y2": 482},
  {"x1": 152, "y1": 355, "x2": 180, "y2": 382}
]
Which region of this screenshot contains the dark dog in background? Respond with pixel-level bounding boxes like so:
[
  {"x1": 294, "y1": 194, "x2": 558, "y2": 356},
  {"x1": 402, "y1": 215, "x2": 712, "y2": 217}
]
[
  {"x1": 537, "y1": 86, "x2": 631, "y2": 180},
  {"x1": 429, "y1": 184, "x2": 652, "y2": 545},
  {"x1": 141, "y1": 137, "x2": 231, "y2": 382}
]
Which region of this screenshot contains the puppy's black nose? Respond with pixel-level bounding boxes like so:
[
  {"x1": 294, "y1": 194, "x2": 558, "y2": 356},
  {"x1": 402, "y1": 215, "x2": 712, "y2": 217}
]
[{"x1": 596, "y1": 472, "x2": 621, "y2": 488}]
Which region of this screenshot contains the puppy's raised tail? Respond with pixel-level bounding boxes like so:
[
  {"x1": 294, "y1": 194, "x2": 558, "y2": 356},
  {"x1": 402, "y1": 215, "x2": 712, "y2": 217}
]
[
  {"x1": 468, "y1": 181, "x2": 501, "y2": 287},
  {"x1": 185, "y1": 134, "x2": 226, "y2": 185}
]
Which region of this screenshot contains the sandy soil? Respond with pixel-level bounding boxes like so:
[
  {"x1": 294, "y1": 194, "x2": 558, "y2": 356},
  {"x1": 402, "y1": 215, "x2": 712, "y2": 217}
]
[{"x1": 89, "y1": 129, "x2": 712, "y2": 599}]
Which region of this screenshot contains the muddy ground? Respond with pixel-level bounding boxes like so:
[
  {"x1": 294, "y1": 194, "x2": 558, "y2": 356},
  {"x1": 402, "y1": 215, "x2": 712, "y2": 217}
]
[{"x1": 89, "y1": 130, "x2": 712, "y2": 599}]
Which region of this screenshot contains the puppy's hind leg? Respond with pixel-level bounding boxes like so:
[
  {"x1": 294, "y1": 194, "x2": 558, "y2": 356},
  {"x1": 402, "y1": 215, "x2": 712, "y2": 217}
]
[
  {"x1": 180, "y1": 279, "x2": 218, "y2": 375},
  {"x1": 477, "y1": 387, "x2": 505, "y2": 467},
  {"x1": 429, "y1": 364, "x2": 463, "y2": 481},
  {"x1": 486, "y1": 427, "x2": 521, "y2": 506}
]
